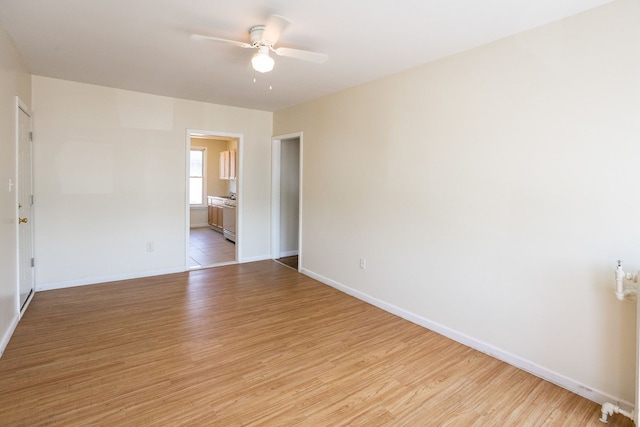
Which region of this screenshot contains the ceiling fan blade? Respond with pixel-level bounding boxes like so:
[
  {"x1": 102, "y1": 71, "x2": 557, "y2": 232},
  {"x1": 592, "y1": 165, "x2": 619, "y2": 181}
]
[
  {"x1": 274, "y1": 47, "x2": 328, "y2": 64},
  {"x1": 261, "y1": 15, "x2": 290, "y2": 45},
  {"x1": 190, "y1": 34, "x2": 253, "y2": 49}
]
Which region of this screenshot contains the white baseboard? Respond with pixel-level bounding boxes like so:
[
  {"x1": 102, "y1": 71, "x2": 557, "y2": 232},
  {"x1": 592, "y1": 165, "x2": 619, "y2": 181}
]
[
  {"x1": 279, "y1": 250, "x2": 299, "y2": 258},
  {"x1": 36, "y1": 256, "x2": 274, "y2": 292},
  {"x1": 36, "y1": 267, "x2": 185, "y2": 292},
  {"x1": 190, "y1": 223, "x2": 210, "y2": 228},
  {"x1": 300, "y1": 267, "x2": 634, "y2": 411},
  {"x1": 19, "y1": 290, "x2": 35, "y2": 319},
  {"x1": 239, "y1": 255, "x2": 272, "y2": 263},
  {"x1": 0, "y1": 313, "x2": 19, "y2": 359}
]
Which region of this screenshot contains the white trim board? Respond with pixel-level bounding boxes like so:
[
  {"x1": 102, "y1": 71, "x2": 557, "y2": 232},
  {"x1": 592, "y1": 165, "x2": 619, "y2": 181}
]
[
  {"x1": 19, "y1": 289, "x2": 34, "y2": 319},
  {"x1": 189, "y1": 223, "x2": 210, "y2": 228},
  {"x1": 0, "y1": 314, "x2": 19, "y2": 359},
  {"x1": 36, "y1": 267, "x2": 185, "y2": 292},
  {"x1": 238, "y1": 255, "x2": 271, "y2": 264},
  {"x1": 279, "y1": 250, "x2": 299, "y2": 258},
  {"x1": 300, "y1": 267, "x2": 634, "y2": 412},
  {"x1": 36, "y1": 255, "x2": 273, "y2": 292}
]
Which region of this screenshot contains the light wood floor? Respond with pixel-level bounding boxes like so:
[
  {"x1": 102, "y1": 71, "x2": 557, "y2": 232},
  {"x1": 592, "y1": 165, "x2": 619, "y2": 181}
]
[
  {"x1": 276, "y1": 255, "x2": 299, "y2": 270},
  {"x1": 0, "y1": 261, "x2": 632, "y2": 426}
]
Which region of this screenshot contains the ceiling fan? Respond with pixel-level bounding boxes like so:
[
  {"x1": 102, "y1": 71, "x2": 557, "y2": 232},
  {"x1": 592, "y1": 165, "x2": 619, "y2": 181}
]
[{"x1": 191, "y1": 14, "x2": 328, "y2": 73}]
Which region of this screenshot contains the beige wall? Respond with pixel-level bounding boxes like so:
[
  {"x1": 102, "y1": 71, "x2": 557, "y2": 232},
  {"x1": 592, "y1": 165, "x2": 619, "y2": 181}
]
[
  {"x1": 32, "y1": 76, "x2": 272, "y2": 288},
  {"x1": 195, "y1": 138, "x2": 229, "y2": 198},
  {"x1": 274, "y1": 0, "x2": 640, "y2": 405},
  {"x1": 0, "y1": 24, "x2": 31, "y2": 355},
  {"x1": 3, "y1": 0, "x2": 638, "y2": 409}
]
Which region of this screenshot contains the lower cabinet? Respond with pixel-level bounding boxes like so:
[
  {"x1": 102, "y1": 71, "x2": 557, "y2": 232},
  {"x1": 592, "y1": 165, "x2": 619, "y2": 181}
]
[{"x1": 208, "y1": 205, "x2": 224, "y2": 231}]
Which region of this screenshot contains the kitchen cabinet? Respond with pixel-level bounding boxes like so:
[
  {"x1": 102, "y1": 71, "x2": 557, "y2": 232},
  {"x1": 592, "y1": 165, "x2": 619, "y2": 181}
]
[
  {"x1": 219, "y1": 151, "x2": 228, "y2": 179},
  {"x1": 219, "y1": 149, "x2": 237, "y2": 180},
  {"x1": 208, "y1": 205, "x2": 224, "y2": 231},
  {"x1": 229, "y1": 149, "x2": 236, "y2": 179}
]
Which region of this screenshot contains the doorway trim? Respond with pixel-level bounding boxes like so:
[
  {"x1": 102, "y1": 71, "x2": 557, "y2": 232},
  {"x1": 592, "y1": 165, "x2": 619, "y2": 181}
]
[
  {"x1": 185, "y1": 129, "x2": 244, "y2": 269},
  {"x1": 271, "y1": 132, "x2": 303, "y2": 270}
]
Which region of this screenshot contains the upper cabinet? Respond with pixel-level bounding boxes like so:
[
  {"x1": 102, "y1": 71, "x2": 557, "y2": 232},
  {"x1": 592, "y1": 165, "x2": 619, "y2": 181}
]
[
  {"x1": 219, "y1": 149, "x2": 237, "y2": 180},
  {"x1": 219, "y1": 150, "x2": 228, "y2": 179}
]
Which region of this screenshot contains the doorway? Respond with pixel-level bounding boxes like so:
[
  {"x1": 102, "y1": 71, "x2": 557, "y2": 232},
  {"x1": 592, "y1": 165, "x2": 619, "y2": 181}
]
[
  {"x1": 271, "y1": 133, "x2": 302, "y2": 271},
  {"x1": 17, "y1": 97, "x2": 34, "y2": 313},
  {"x1": 186, "y1": 130, "x2": 242, "y2": 269}
]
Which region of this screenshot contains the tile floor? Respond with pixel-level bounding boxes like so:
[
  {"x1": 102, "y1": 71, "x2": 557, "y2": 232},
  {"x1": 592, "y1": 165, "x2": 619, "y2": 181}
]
[{"x1": 189, "y1": 227, "x2": 235, "y2": 268}]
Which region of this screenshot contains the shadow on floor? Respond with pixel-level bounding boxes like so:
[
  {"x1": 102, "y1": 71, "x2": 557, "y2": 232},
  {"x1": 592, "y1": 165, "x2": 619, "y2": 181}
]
[{"x1": 276, "y1": 255, "x2": 298, "y2": 270}]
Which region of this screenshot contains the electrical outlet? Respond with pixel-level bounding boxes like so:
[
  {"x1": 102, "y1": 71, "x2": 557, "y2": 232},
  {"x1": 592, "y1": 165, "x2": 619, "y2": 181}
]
[
  {"x1": 146, "y1": 241, "x2": 154, "y2": 252},
  {"x1": 360, "y1": 258, "x2": 366, "y2": 269}
]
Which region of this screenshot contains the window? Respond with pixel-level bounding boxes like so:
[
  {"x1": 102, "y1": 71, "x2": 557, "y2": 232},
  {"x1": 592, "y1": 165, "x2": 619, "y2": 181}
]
[{"x1": 190, "y1": 148, "x2": 206, "y2": 206}]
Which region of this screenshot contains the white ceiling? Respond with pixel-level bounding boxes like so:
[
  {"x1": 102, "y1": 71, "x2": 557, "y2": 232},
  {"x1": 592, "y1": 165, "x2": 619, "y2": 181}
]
[{"x1": 0, "y1": 0, "x2": 613, "y2": 112}]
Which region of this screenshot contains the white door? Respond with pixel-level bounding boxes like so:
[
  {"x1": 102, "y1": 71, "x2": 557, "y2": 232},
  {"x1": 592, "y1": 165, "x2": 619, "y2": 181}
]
[{"x1": 17, "y1": 103, "x2": 34, "y2": 311}]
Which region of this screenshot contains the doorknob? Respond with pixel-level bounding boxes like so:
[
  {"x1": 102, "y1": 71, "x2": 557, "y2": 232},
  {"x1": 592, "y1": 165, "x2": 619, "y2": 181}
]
[{"x1": 18, "y1": 217, "x2": 28, "y2": 224}]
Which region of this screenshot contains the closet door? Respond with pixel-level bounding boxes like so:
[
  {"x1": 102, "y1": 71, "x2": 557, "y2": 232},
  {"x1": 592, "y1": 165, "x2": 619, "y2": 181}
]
[{"x1": 18, "y1": 102, "x2": 34, "y2": 311}]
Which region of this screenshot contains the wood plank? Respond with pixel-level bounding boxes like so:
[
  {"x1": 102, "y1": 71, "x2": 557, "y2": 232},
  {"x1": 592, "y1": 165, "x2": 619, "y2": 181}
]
[{"x1": 0, "y1": 260, "x2": 632, "y2": 426}]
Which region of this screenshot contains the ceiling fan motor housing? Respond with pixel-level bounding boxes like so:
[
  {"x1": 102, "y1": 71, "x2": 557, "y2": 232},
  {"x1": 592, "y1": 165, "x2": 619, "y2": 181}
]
[{"x1": 249, "y1": 25, "x2": 268, "y2": 46}]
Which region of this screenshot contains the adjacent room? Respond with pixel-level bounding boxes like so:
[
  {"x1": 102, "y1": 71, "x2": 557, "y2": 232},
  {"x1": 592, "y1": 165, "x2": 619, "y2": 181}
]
[
  {"x1": 188, "y1": 132, "x2": 239, "y2": 268},
  {"x1": 0, "y1": 0, "x2": 638, "y2": 425}
]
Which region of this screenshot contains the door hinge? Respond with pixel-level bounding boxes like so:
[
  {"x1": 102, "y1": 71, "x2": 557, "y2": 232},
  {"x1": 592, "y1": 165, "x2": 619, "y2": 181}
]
[
  {"x1": 29, "y1": 132, "x2": 33, "y2": 142},
  {"x1": 30, "y1": 194, "x2": 34, "y2": 205},
  {"x1": 31, "y1": 258, "x2": 35, "y2": 268}
]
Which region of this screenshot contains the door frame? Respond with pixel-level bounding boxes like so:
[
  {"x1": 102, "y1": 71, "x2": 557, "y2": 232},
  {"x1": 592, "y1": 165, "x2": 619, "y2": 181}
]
[
  {"x1": 15, "y1": 96, "x2": 34, "y2": 316},
  {"x1": 271, "y1": 132, "x2": 303, "y2": 270},
  {"x1": 184, "y1": 129, "x2": 244, "y2": 268}
]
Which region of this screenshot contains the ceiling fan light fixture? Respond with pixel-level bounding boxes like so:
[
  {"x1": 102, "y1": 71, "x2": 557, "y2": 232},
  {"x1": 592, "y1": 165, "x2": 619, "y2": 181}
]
[{"x1": 251, "y1": 48, "x2": 275, "y2": 73}]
